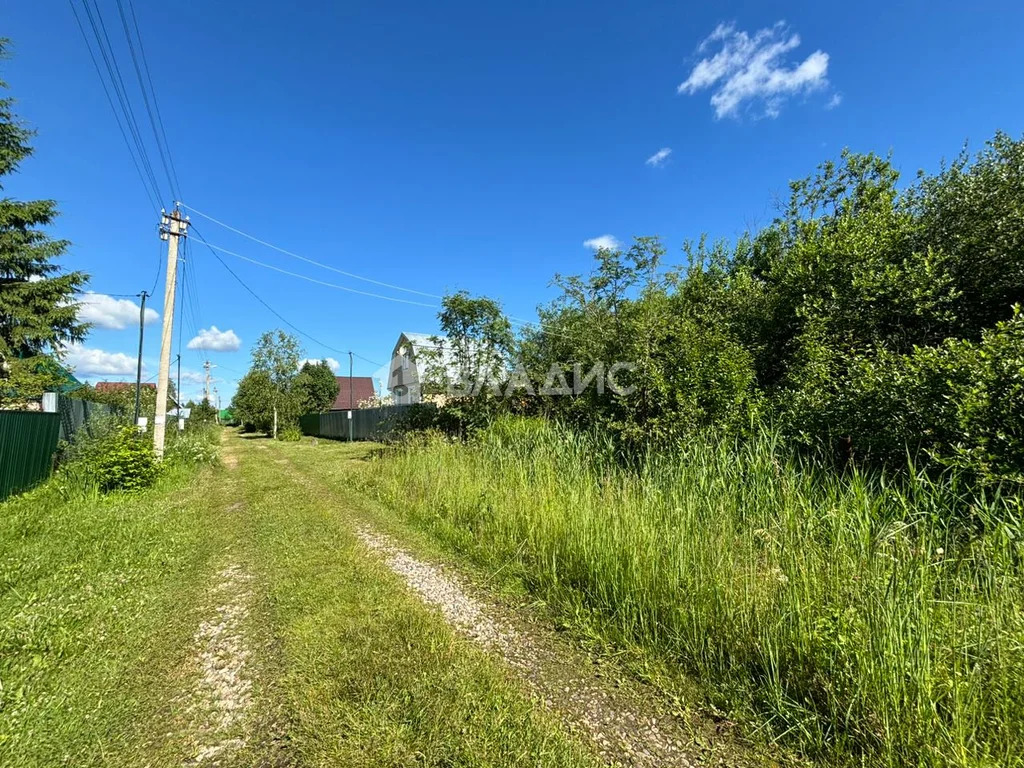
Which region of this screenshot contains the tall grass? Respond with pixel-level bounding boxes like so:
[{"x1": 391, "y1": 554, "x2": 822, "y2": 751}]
[{"x1": 366, "y1": 417, "x2": 1024, "y2": 767}]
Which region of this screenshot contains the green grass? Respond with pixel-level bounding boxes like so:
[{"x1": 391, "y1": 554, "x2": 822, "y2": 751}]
[
  {"x1": 0, "y1": 454, "x2": 230, "y2": 766},
  {"x1": 1, "y1": 429, "x2": 606, "y2": 767},
  {"x1": 358, "y1": 416, "x2": 1024, "y2": 768},
  {"x1": 233, "y1": 434, "x2": 602, "y2": 767}
]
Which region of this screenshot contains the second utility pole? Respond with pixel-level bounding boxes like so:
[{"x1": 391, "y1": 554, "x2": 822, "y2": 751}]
[
  {"x1": 348, "y1": 351, "x2": 354, "y2": 442},
  {"x1": 153, "y1": 207, "x2": 188, "y2": 459},
  {"x1": 133, "y1": 290, "x2": 149, "y2": 426}
]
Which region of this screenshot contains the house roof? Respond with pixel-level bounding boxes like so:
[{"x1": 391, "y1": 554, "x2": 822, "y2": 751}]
[
  {"x1": 331, "y1": 376, "x2": 377, "y2": 410},
  {"x1": 392, "y1": 332, "x2": 457, "y2": 379},
  {"x1": 394, "y1": 332, "x2": 448, "y2": 355},
  {"x1": 95, "y1": 381, "x2": 155, "y2": 392}
]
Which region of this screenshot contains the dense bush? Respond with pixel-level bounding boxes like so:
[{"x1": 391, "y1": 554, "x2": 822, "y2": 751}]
[
  {"x1": 277, "y1": 424, "x2": 302, "y2": 442},
  {"x1": 780, "y1": 310, "x2": 1024, "y2": 485},
  {"x1": 58, "y1": 420, "x2": 219, "y2": 495},
  {"x1": 89, "y1": 426, "x2": 160, "y2": 493}
]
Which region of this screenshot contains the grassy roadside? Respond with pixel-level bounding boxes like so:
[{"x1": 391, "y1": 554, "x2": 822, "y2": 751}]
[
  {"x1": 232, "y1": 433, "x2": 603, "y2": 767},
  {"x1": 268, "y1": 434, "x2": 775, "y2": 768},
  {"x1": 2, "y1": 429, "x2": 611, "y2": 767},
  {"x1": 0, "y1": 454, "x2": 230, "y2": 766},
  {"x1": 2, "y1": 430, "x2": 614, "y2": 765},
  {"x1": 334, "y1": 419, "x2": 1023, "y2": 768}
]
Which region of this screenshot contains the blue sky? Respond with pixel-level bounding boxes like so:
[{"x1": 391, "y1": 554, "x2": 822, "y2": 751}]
[{"x1": 4, "y1": 1, "x2": 1023, "y2": 403}]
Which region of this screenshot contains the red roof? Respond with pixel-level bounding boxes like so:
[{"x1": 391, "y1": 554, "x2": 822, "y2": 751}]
[
  {"x1": 96, "y1": 381, "x2": 155, "y2": 392},
  {"x1": 331, "y1": 376, "x2": 376, "y2": 410}
]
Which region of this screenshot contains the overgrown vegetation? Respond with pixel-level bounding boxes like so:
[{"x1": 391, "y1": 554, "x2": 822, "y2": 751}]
[
  {"x1": 52, "y1": 406, "x2": 219, "y2": 495},
  {"x1": 423, "y1": 133, "x2": 1024, "y2": 487},
  {"x1": 367, "y1": 418, "x2": 1024, "y2": 767},
  {"x1": 369, "y1": 133, "x2": 1024, "y2": 766}
]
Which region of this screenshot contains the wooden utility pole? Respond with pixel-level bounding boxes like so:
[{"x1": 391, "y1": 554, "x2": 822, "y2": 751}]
[
  {"x1": 134, "y1": 290, "x2": 149, "y2": 426},
  {"x1": 153, "y1": 208, "x2": 188, "y2": 458}
]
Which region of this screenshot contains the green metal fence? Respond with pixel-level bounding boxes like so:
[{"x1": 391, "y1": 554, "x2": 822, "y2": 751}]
[
  {"x1": 0, "y1": 411, "x2": 61, "y2": 501},
  {"x1": 57, "y1": 396, "x2": 116, "y2": 442},
  {"x1": 300, "y1": 404, "x2": 430, "y2": 441}
]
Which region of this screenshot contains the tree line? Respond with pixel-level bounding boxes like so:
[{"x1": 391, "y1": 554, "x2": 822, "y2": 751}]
[
  {"x1": 429, "y1": 132, "x2": 1024, "y2": 487},
  {"x1": 231, "y1": 330, "x2": 339, "y2": 437}
]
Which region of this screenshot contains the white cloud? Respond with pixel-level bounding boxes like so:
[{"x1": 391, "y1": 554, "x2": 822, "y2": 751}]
[
  {"x1": 77, "y1": 292, "x2": 159, "y2": 330},
  {"x1": 678, "y1": 21, "x2": 830, "y2": 119},
  {"x1": 583, "y1": 235, "x2": 622, "y2": 251},
  {"x1": 180, "y1": 370, "x2": 205, "y2": 385},
  {"x1": 63, "y1": 344, "x2": 138, "y2": 376},
  {"x1": 645, "y1": 147, "x2": 672, "y2": 167},
  {"x1": 825, "y1": 92, "x2": 843, "y2": 110},
  {"x1": 298, "y1": 357, "x2": 341, "y2": 373},
  {"x1": 187, "y1": 326, "x2": 241, "y2": 352}
]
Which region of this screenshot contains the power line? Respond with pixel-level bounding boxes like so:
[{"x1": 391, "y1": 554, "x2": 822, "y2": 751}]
[
  {"x1": 352, "y1": 352, "x2": 384, "y2": 368},
  {"x1": 175, "y1": 205, "x2": 575, "y2": 341},
  {"x1": 68, "y1": 0, "x2": 161, "y2": 210},
  {"x1": 199, "y1": 240, "x2": 440, "y2": 308},
  {"x1": 82, "y1": 290, "x2": 146, "y2": 299},
  {"x1": 114, "y1": 0, "x2": 180, "y2": 199},
  {"x1": 190, "y1": 224, "x2": 380, "y2": 365},
  {"x1": 177, "y1": 240, "x2": 206, "y2": 375},
  {"x1": 126, "y1": 0, "x2": 181, "y2": 193},
  {"x1": 175, "y1": 240, "x2": 184, "y2": 397},
  {"x1": 78, "y1": 0, "x2": 167, "y2": 204},
  {"x1": 178, "y1": 203, "x2": 442, "y2": 299},
  {"x1": 149, "y1": 238, "x2": 164, "y2": 295}
]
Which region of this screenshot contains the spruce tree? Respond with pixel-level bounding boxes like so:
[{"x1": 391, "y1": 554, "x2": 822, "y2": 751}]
[{"x1": 0, "y1": 39, "x2": 88, "y2": 397}]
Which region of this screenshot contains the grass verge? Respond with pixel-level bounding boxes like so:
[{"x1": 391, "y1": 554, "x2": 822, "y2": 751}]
[
  {"x1": 0, "y1": 454, "x2": 229, "y2": 766},
  {"x1": 352, "y1": 417, "x2": 1024, "y2": 768}
]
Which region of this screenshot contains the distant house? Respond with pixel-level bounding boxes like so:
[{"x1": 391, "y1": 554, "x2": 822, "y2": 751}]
[
  {"x1": 387, "y1": 332, "x2": 455, "y2": 405},
  {"x1": 95, "y1": 381, "x2": 155, "y2": 394},
  {"x1": 331, "y1": 376, "x2": 377, "y2": 411}
]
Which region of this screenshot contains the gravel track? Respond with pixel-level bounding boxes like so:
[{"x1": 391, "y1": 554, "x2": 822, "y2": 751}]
[
  {"x1": 182, "y1": 562, "x2": 254, "y2": 766},
  {"x1": 356, "y1": 526, "x2": 701, "y2": 768}
]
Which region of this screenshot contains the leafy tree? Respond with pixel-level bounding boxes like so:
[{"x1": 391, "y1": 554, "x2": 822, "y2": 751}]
[
  {"x1": 3, "y1": 355, "x2": 73, "y2": 403},
  {"x1": 294, "y1": 360, "x2": 339, "y2": 413},
  {"x1": 231, "y1": 369, "x2": 275, "y2": 433},
  {"x1": 521, "y1": 237, "x2": 758, "y2": 450},
  {"x1": 908, "y1": 131, "x2": 1024, "y2": 337},
  {"x1": 0, "y1": 39, "x2": 88, "y2": 403},
  {"x1": 421, "y1": 291, "x2": 514, "y2": 434},
  {"x1": 187, "y1": 398, "x2": 218, "y2": 427},
  {"x1": 511, "y1": 131, "x2": 1024, "y2": 483},
  {"x1": 250, "y1": 330, "x2": 303, "y2": 437}
]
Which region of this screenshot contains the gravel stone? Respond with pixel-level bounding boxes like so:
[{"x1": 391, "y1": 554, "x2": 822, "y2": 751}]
[{"x1": 356, "y1": 526, "x2": 701, "y2": 767}]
